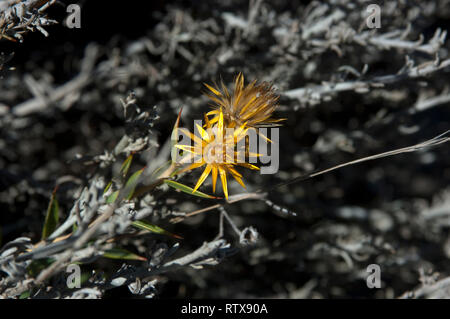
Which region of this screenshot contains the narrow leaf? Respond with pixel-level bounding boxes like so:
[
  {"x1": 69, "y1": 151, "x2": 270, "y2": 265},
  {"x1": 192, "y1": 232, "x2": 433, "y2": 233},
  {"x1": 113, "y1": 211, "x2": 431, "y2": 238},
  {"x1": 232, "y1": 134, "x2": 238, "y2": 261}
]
[
  {"x1": 123, "y1": 167, "x2": 145, "y2": 200},
  {"x1": 132, "y1": 220, "x2": 183, "y2": 239},
  {"x1": 102, "y1": 248, "x2": 147, "y2": 261},
  {"x1": 164, "y1": 180, "x2": 218, "y2": 199},
  {"x1": 120, "y1": 153, "x2": 134, "y2": 177},
  {"x1": 72, "y1": 221, "x2": 78, "y2": 233},
  {"x1": 19, "y1": 291, "x2": 31, "y2": 299},
  {"x1": 151, "y1": 160, "x2": 173, "y2": 179},
  {"x1": 103, "y1": 181, "x2": 113, "y2": 195},
  {"x1": 106, "y1": 190, "x2": 119, "y2": 204},
  {"x1": 41, "y1": 187, "x2": 60, "y2": 240}
]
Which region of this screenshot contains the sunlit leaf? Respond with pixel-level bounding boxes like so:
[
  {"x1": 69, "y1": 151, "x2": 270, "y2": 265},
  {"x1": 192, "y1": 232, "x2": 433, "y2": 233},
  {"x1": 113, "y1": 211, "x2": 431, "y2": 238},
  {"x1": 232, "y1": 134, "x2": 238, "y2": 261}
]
[
  {"x1": 106, "y1": 190, "x2": 119, "y2": 204},
  {"x1": 19, "y1": 290, "x2": 30, "y2": 299},
  {"x1": 41, "y1": 187, "x2": 59, "y2": 240},
  {"x1": 120, "y1": 153, "x2": 134, "y2": 177},
  {"x1": 102, "y1": 248, "x2": 147, "y2": 261},
  {"x1": 164, "y1": 180, "x2": 218, "y2": 199},
  {"x1": 123, "y1": 167, "x2": 145, "y2": 200},
  {"x1": 132, "y1": 220, "x2": 183, "y2": 240},
  {"x1": 103, "y1": 181, "x2": 113, "y2": 195}
]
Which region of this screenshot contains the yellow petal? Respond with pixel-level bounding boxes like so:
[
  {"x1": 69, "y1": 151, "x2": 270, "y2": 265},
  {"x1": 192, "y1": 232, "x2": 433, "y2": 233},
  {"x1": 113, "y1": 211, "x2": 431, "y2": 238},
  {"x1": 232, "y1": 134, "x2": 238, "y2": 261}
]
[
  {"x1": 206, "y1": 110, "x2": 219, "y2": 116},
  {"x1": 225, "y1": 152, "x2": 236, "y2": 163},
  {"x1": 221, "y1": 81, "x2": 230, "y2": 99},
  {"x1": 227, "y1": 166, "x2": 242, "y2": 178},
  {"x1": 193, "y1": 165, "x2": 212, "y2": 193},
  {"x1": 217, "y1": 108, "x2": 224, "y2": 143},
  {"x1": 204, "y1": 83, "x2": 222, "y2": 96},
  {"x1": 208, "y1": 116, "x2": 219, "y2": 125},
  {"x1": 236, "y1": 73, "x2": 244, "y2": 90},
  {"x1": 233, "y1": 73, "x2": 244, "y2": 106},
  {"x1": 231, "y1": 173, "x2": 246, "y2": 189},
  {"x1": 211, "y1": 166, "x2": 218, "y2": 193},
  {"x1": 258, "y1": 130, "x2": 272, "y2": 143},
  {"x1": 239, "y1": 95, "x2": 256, "y2": 115},
  {"x1": 234, "y1": 125, "x2": 249, "y2": 143},
  {"x1": 177, "y1": 162, "x2": 205, "y2": 174},
  {"x1": 218, "y1": 166, "x2": 228, "y2": 200},
  {"x1": 204, "y1": 113, "x2": 212, "y2": 129},
  {"x1": 238, "y1": 163, "x2": 260, "y2": 170},
  {"x1": 205, "y1": 94, "x2": 226, "y2": 108},
  {"x1": 174, "y1": 144, "x2": 197, "y2": 153},
  {"x1": 196, "y1": 123, "x2": 210, "y2": 141},
  {"x1": 248, "y1": 152, "x2": 262, "y2": 157},
  {"x1": 179, "y1": 127, "x2": 204, "y2": 146},
  {"x1": 233, "y1": 124, "x2": 246, "y2": 137}
]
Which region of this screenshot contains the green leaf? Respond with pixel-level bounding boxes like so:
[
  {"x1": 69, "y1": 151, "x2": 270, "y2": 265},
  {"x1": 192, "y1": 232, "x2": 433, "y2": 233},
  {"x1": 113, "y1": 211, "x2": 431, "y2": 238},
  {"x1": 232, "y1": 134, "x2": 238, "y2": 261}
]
[
  {"x1": 19, "y1": 290, "x2": 31, "y2": 299},
  {"x1": 132, "y1": 220, "x2": 183, "y2": 239},
  {"x1": 72, "y1": 218, "x2": 79, "y2": 232},
  {"x1": 103, "y1": 181, "x2": 113, "y2": 195},
  {"x1": 123, "y1": 167, "x2": 145, "y2": 200},
  {"x1": 72, "y1": 221, "x2": 78, "y2": 233},
  {"x1": 151, "y1": 160, "x2": 173, "y2": 179},
  {"x1": 164, "y1": 180, "x2": 218, "y2": 199},
  {"x1": 80, "y1": 272, "x2": 91, "y2": 285},
  {"x1": 105, "y1": 167, "x2": 144, "y2": 203},
  {"x1": 106, "y1": 190, "x2": 119, "y2": 204},
  {"x1": 41, "y1": 188, "x2": 60, "y2": 240},
  {"x1": 120, "y1": 153, "x2": 134, "y2": 177},
  {"x1": 27, "y1": 258, "x2": 55, "y2": 277},
  {"x1": 102, "y1": 248, "x2": 147, "y2": 261}
]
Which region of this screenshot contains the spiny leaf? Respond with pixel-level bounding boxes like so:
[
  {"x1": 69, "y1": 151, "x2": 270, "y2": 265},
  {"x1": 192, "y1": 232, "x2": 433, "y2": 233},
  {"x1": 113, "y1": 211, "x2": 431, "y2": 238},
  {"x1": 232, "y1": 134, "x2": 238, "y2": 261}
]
[
  {"x1": 132, "y1": 220, "x2": 183, "y2": 239},
  {"x1": 172, "y1": 107, "x2": 183, "y2": 135},
  {"x1": 120, "y1": 153, "x2": 134, "y2": 177},
  {"x1": 102, "y1": 248, "x2": 147, "y2": 261},
  {"x1": 164, "y1": 180, "x2": 219, "y2": 199},
  {"x1": 123, "y1": 167, "x2": 145, "y2": 200},
  {"x1": 41, "y1": 187, "x2": 59, "y2": 240},
  {"x1": 106, "y1": 190, "x2": 119, "y2": 204},
  {"x1": 103, "y1": 181, "x2": 113, "y2": 195}
]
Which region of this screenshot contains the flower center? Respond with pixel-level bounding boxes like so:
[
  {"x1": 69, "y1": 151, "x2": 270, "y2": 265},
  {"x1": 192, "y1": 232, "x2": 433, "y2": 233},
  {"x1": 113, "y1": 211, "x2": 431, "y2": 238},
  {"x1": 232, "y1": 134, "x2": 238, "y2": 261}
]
[{"x1": 204, "y1": 142, "x2": 227, "y2": 164}]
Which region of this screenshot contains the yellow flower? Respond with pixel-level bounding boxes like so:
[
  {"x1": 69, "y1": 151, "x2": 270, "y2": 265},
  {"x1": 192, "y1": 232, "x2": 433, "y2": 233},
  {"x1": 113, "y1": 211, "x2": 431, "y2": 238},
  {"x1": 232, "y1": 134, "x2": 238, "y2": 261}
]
[
  {"x1": 204, "y1": 72, "x2": 284, "y2": 129},
  {"x1": 175, "y1": 109, "x2": 259, "y2": 200}
]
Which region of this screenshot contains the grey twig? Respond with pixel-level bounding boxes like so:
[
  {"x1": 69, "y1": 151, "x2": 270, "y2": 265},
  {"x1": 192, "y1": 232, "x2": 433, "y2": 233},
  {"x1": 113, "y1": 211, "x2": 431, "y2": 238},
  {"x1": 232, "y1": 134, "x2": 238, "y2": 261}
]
[
  {"x1": 12, "y1": 44, "x2": 100, "y2": 116},
  {"x1": 399, "y1": 276, "x2": 450, "y2": 299},
  {"x1": 284, "y1": 57, "x2": 450, "y2": 106}
]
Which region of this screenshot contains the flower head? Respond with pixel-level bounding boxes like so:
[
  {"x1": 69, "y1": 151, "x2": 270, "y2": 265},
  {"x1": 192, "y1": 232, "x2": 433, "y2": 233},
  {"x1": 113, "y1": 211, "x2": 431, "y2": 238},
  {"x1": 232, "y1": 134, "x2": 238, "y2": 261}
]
[
  {"x1": 172, "y1": 73, "x2": 282, "y2": 199},
  {"x1": 204, "y1": 72, "x2": 283, "y2": 129},
  {"x1": 175, "y1": 109, "x2": 259, "y2": 200}
]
